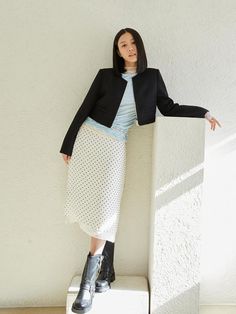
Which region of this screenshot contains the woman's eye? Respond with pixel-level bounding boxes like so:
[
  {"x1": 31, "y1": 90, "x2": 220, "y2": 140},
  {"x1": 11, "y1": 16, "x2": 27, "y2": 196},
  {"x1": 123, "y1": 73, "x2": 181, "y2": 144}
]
[{"x1": 121, "y1": 42, "x2": 135, "y2": 47}]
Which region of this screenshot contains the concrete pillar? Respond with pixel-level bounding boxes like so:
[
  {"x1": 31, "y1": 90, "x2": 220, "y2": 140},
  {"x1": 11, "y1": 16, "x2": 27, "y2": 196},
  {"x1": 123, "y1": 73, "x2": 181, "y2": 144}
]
[{"x1": 148, "y1": 117, "x2": 206, "y2": 314}]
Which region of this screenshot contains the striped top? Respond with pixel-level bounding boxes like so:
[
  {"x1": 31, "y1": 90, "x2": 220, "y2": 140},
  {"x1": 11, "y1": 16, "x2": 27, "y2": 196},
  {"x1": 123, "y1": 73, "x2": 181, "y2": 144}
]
[{"x1": 83, "y1": 70, "x2": 138, "y2": 142}]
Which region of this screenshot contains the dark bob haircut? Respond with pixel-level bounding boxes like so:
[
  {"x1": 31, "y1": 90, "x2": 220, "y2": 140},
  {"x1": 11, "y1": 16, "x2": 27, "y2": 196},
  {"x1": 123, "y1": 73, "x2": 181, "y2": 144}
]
[{"x1": 112, "y1": 27, "x2": 148, "y2": 77}]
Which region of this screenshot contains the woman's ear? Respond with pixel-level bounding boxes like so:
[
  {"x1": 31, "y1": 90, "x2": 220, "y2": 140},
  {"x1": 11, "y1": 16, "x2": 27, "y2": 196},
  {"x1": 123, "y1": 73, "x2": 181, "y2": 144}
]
[{"x1": 117, "y1": 50, "x2": 121, "y2": 57}]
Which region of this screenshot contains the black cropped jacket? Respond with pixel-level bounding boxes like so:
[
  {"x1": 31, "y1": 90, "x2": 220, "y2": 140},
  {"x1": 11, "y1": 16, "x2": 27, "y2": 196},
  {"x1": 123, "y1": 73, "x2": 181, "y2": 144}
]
[{"x1": 60, "y1": 67, "x2": 209, "y2": 156}]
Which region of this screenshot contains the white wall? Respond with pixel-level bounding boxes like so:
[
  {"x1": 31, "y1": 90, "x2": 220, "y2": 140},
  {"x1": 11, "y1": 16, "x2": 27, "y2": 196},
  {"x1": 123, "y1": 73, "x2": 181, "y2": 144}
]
[{"x1": 0, "y1": 0, "x2": 235, "y2": 308}]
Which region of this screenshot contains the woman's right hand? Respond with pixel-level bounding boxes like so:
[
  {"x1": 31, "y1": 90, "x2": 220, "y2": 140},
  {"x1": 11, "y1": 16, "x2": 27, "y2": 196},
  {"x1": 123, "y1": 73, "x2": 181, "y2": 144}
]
[{"x1": 61, "y1": 153, "x2": 71, "y2": 165}]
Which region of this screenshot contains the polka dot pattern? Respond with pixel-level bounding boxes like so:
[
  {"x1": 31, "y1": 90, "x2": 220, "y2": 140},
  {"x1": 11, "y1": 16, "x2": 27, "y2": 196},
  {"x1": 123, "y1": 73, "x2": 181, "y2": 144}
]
[{"x1": 64, "y1": 123, "x2": 126, "y2": 243}]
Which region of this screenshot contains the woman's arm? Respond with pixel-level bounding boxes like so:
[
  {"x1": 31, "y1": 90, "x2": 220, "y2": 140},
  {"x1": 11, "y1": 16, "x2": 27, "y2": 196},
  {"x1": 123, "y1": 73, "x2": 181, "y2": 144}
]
[
  {"x1": 205, "y1": 111, "x2": 213, "y2": 120},
  {"x1": 59, "y1": 69, "x2": 103, "y2": 156},
  {"x1": 156, "y1": 69, "x2": 209, "y2": 118}
]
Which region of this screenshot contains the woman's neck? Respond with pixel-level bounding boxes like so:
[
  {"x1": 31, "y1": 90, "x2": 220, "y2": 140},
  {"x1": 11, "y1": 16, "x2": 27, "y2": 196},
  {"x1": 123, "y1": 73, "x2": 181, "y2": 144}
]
[{"x1": 124, "y1": 65, "x2": 137, "y2": 73}]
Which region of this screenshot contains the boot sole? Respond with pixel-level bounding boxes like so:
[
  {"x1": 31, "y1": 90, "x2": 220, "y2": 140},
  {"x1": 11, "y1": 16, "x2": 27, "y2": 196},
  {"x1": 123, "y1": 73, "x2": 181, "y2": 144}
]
[
  {"x1": 95, "y1": 285, "x2": 110, "y2": 293},
  {"x1": 95, "y1": 274, "x2": 115, "y2": 293},
  {"x1": 71, "y1": 303, "x2": 92, "y2": 314}
]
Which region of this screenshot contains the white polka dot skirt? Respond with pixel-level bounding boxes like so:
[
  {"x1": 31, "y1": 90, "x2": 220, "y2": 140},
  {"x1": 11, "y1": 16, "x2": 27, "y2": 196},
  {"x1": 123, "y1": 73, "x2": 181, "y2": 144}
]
[{"x1": 64, "y1": 122, "x2": 127, "y2": 243}]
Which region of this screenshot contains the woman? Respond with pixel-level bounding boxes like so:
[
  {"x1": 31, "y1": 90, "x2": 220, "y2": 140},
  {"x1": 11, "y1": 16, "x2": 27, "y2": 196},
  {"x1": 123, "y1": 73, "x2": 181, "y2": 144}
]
[{"x1": 60, "y1": 28, "x2": 221, "y2": 314}]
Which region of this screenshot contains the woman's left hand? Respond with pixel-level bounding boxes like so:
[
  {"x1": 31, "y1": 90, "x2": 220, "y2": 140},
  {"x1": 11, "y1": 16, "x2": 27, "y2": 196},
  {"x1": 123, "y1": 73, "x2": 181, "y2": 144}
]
[{"x1": 206, "y1": 116, "x2": 222, "y2": 131}]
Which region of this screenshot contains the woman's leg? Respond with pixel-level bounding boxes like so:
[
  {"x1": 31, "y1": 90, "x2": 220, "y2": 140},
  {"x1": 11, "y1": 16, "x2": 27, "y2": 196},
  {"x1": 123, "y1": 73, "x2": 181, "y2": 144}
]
[
  {"x1": 95, "y1": 241, "x2": 115, "y2": 293},
  {"x1": 90, "y1": 236, "x2": 106, "y2": 255},
  {"x1": 71, "y1": 236, "x2": 106, "y2": 313}
]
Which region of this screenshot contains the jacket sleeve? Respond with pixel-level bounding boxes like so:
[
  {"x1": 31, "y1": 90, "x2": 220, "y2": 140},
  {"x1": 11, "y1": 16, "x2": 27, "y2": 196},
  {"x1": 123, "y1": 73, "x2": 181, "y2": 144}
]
[
  {"x1": 59, "y1": 69, "x2": 102, "y2": 156},
  {"x1": 156, "y1": 69, "x2": 209, "y2": 118}
]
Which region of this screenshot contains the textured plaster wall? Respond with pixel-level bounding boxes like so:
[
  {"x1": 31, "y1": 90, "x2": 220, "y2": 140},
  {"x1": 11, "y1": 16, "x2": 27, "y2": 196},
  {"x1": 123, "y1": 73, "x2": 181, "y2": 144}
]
[
  {"x1": 149, "y1": 117, "x2": 205, "y2": 314},
  {"x1": 0, "y1": 0, "x2": 235, "y2": 308}
]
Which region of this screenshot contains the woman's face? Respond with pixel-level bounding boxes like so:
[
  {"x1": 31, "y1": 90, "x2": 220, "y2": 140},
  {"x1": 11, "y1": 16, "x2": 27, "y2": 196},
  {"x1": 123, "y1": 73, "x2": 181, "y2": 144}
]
[{"x1": 117, "y1": 32, "x2": 138, "y2": 67}]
